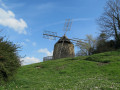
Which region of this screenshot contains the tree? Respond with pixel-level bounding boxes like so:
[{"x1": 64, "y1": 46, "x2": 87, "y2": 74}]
[
  {"x1": 76, "y1": 35, "x2": 96, "y2": 56},
  {"x1": 98, "y1": 0, "x2": 120, "y2": 48},
  {"x1": 0, "y1": 37, "x2": 21, "y2": 84},
  {"x1": 93, "y1": 33, "x2": 115, "y2": 53}
]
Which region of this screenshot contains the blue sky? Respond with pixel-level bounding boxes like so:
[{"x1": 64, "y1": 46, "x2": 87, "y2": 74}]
[{"x1": 0, "y1": 0, "x2": 107, "y2": 65}]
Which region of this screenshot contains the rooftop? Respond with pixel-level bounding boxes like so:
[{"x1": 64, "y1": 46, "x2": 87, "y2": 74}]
[{"x1": 57, "y1": 35, "x2": 72, "y2": 44}]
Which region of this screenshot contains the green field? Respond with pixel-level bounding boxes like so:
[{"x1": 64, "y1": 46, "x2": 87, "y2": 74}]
[{"x1": 1, "y1": 50, "x2": 120, "y2": 90}]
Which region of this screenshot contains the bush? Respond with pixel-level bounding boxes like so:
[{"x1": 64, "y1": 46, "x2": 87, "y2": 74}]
[{"x1": 0, "y1": 37, "x2": 21, "y2": 84}]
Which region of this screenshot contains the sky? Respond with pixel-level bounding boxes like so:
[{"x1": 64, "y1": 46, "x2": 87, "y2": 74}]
[{"x1": 0, "y1": 0, "x2": 107, "y2": 65}]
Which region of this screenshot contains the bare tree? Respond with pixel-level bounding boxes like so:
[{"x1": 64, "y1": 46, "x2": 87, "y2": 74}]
[
  {"x1": 98, "y1": 0, "x2": 120, "y2": 47},
  {"x1": 76, "y1": 35, "x2": 96, "y2": 56}
]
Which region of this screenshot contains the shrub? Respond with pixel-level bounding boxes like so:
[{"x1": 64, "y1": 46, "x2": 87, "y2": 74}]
[{"x1": 0, "y1": 37, "x2": 21, "y2": 84}]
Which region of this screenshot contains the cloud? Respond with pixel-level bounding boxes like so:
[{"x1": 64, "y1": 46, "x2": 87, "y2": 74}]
[
  {"x1": 20, "y1": 42, "x2": 26, "y2": 46},
  {"x1": 32, "y1": 42, "x2": 36, "y2": 46},
  {"x1": 72, "y1": 18, "x2": 91, "y2": 22},
  {"x1": 37, "y1": 3, "x2": 54, "y2": 10},
  {"x1": 25, "y1": 39, "x2": 30, "y2": 42},
  {"x1": 7, "y1": 3, "x2": 25, "y2": 9},
  {"x1": 21, "y1": 57, "x2": 40, "y2": 65},
  {"x1": 16, "y1": 42, "x2": 26, "y2": 46},
  {"x1": 45, "y1": 21, "x2": 64, "y2": 27},
  {"x1": 38, "y1": 48, "x2": 53, "y2": 56},
  {"x1": 0, "y1": 8, "x2": 27, "y2": 34},
  {"x1": 0, "y1": 0, "x2": 7, "y2": 8},
  {"x1": 43, "y1": 18, "x2": 91, "y2": 28},
  {"x1": 24, "y1": 39, "x2": 37, "y2": 46}
]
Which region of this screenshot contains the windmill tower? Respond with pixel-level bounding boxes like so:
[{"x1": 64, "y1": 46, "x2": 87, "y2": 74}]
[
  {"x1": 53, "y1": 35, "x2": 75, "y2": 59},
  {"x1": 43, "y1": 19, "x2": 84, "y2": 60}
]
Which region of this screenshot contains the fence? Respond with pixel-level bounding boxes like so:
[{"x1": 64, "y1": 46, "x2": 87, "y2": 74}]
[{"x1": 43, "y1": 56, "x2": 53, "y2": 62}]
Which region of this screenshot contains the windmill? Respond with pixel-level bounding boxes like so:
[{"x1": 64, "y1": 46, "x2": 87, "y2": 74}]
[{"x1": 43, "y1": 19, "x2": 85, "y2": 60}]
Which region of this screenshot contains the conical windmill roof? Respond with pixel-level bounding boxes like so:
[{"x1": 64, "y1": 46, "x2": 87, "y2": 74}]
[{"x1": 57, "y1": 35, "x2": 72, "y2": 44}]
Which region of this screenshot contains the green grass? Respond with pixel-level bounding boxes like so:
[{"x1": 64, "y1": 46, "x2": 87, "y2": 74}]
[{"x1": 0, "y1": 50, "x2": 120, "y2": 90}]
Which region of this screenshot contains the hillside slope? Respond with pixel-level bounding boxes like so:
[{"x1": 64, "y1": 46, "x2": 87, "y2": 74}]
[{"x1": 1, "y1": 50, "x2": 120, "y2": 90}]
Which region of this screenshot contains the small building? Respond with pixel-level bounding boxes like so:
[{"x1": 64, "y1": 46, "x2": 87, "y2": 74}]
[{"x1": 53, "y1": 35, "x2": 75, "y2": 59}]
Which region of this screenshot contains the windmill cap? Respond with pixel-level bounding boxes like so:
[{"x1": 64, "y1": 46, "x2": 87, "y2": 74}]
[{"x1": 57, "y1": 35, "x2": 72, "y2": 44}]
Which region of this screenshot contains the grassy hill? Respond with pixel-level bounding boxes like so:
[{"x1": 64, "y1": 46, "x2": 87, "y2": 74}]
[{"x1": 1, "y1": 50, "x2": 120, "y2": 90}]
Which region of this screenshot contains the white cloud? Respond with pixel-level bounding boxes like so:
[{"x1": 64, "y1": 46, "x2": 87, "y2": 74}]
[
  {"x1": 32, "y1": 42, "x2": 36, "y2": 46},
  {"x1": 25, "y1": 39, "x2": 30, "y2": 42},
  {"x1": 0, "y1": 0, "x2": 7, "y2": 8},
  {"x1": 37, "y1": 3, "x2": 54, "y2": 10},
  {"x1": 38, "y1": 48, "x2": 53, "y2": 56},
  {"x1": 21, "y1": 57, "x2": 40, "y2": 65},
  {"x1": 24, "y1": 39, "x2": 37, "y2": 46},
  {"x1": 0, "y1": 8, "x2": 27, "y2": 34},
  {"x1": 73, "y1": 18, "x2": 91, "y2": 22},
  {"x1": 43, "y1": 18, "x2": 91, "y2": 28},
  {"x1": 16, "y1": 42, "x2": 26, "y2": 46},
  {"x1": 20, "y1": 42, "x2": 26, "y2": 46}
]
